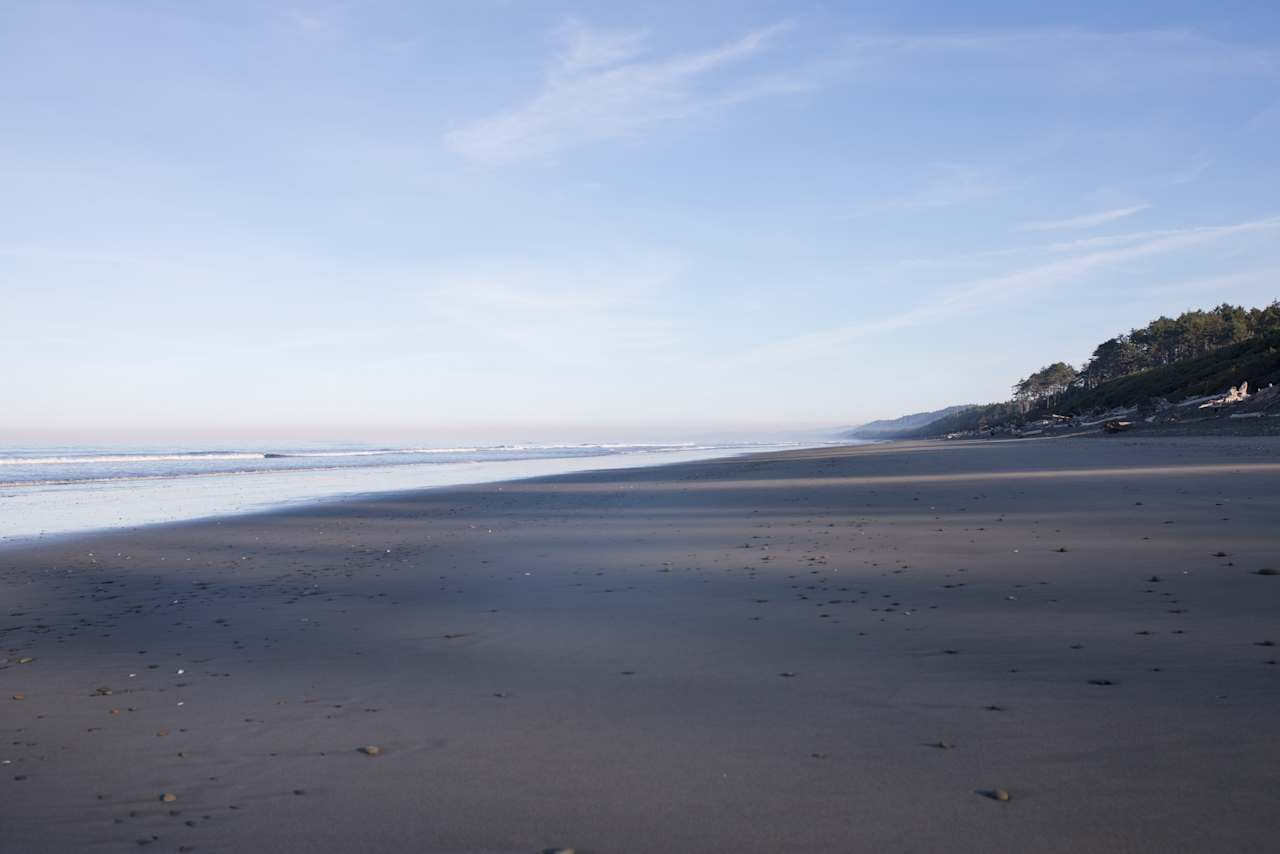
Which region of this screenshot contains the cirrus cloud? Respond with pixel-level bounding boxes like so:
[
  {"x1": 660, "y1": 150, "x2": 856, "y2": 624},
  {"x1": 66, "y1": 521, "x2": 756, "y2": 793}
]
[{"x1": 445, "y1": 21, "x2": 796, "y2": 163}]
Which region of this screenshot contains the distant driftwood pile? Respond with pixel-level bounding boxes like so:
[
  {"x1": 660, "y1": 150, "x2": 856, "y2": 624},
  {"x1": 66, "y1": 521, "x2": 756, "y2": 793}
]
[
  {"x1": 1198, "y1": 382, "x2": 1250, "y2": 409},
  {"x1": 943, "y1": 379, "x2": 1280, "y2": 440}
]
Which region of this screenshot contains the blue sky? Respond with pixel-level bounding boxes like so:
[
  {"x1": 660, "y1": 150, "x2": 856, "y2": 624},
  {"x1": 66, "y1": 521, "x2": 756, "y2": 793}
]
[{"x1": 3, "y1": 1, "x2": 1279, "y2": 439}]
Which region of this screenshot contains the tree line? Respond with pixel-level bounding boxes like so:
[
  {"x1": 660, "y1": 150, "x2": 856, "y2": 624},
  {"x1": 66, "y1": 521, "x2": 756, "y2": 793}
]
[{"x1": 1013, "y1": 301, "x2": 1280, "y2": 408}]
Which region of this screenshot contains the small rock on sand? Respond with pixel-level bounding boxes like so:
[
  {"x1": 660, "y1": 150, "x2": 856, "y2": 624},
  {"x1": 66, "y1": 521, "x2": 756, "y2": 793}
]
[
  {"x1": 359, "y1": 745, "x2": 382, "y2": 756},
  {"x1": 992, "y1": 789, "x2": 1011, "y2": 801},
  {"x1": 160, "y1": 793, "x2": 177, "y2": 803}
]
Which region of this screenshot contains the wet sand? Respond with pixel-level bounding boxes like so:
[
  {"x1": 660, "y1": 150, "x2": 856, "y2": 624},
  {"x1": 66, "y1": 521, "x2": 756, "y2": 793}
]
[{"x1": 3, "y1": 436, "x2": 1279, "y2": 853}]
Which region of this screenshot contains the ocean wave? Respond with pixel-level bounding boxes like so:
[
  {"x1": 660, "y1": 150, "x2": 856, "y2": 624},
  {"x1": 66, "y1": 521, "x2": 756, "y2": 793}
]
[
  {"x1": 0, "y1": 444, "x2": 728, "y2": 466},
  {"x1": 0, "y1": 461, "x2": 469, "y2": 488},
  {"x1": 0, "y1": 452, "x2": 268, "y2": 466},
  {"x1": 0, "y1": 442, "x2": 785, "y2": 487},
  {"x1": 275, "y1": 447, "x2": 483, "y2": 458}
]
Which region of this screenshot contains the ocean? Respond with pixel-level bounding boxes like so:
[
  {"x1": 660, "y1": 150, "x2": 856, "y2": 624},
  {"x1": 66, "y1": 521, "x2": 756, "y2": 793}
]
[{"x1": 0, "y1": 440, "x2": 806, "y2": 545}]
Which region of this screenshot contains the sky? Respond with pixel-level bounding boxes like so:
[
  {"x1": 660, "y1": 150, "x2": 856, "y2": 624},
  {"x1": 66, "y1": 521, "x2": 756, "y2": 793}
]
[{"x1": 3, "y1": 1, "x2": 1279, "y2": 440}]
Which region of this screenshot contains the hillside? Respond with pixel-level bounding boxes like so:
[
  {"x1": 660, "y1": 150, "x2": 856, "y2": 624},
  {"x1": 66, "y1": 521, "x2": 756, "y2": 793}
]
[
  {"x1": 897, "y1": 401, "x2": 1018, "y2": 438},
  {"x1": 845, "y1": 404, "x2": 976, "y2": 438},
  {"x1": 877, "y1": 302, "x2": 1280, "y2": 439},
  {"x1": 899, "y1": 331, "x2": 1280, "y2": 438},
  {"x1": 1034, "y1": 330, "x2": 1280, "y2": 417}
]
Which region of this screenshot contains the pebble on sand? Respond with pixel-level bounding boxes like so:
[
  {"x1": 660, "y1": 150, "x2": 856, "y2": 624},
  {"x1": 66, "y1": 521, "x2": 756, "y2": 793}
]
[
  {"x1": 1256, "y1": 568, "x2": 1279, "y2": 576},
  {"x1": 359, "y1": 745, "x2": 382, "y2": 756},
  {"x1": 160, "y1": 793, "x2": 177, "y2": 803},
  {"x1": 992, "y1": 789, "x2": 1011, "y2": 801}
]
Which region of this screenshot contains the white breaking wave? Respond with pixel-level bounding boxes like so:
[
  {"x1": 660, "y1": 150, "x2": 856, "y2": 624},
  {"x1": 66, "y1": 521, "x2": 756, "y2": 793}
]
[
  {"x1": 0, "y1": 442, "x2": 802, "y2": 545},
  {"x1": 0, "y1": 441, "x2": 783, "y2": 490},
  {"x1": 0, "y1": 444, "x2": 709, "y2": 466},
  {"x1": 279, "y1": 448, "x2": 484, "y2": 458},
  {"x1": 0, "y1": 452, "x2": 268, "y2": 466}
]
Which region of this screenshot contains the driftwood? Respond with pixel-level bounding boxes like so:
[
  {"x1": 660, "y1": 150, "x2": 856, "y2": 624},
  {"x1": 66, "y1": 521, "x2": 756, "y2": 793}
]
[
  {"x1": 1103, "y1": 420, "x2": 1133, "y2": 434},
  {"x1": 1199, "y1": 382, "x2": 1250, "y2": 409}
]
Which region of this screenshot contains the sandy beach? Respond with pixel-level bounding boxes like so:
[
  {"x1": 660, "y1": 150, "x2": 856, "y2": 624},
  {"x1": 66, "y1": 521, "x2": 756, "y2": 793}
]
[{"x1": 3, "y1": 435, "x2": 1279, "y2": 854}]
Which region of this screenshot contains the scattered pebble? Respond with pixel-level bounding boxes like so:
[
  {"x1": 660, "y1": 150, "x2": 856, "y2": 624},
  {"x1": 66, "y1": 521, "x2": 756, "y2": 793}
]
[{"x1": 359, "y1": 745, "x2": 382, "y2": 756}]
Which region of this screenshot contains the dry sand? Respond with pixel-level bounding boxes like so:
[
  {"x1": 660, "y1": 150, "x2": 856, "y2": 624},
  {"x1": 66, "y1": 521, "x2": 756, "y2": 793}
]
[{"x1": 3, "y1": 436, "x2": 1279, "y2": 853}]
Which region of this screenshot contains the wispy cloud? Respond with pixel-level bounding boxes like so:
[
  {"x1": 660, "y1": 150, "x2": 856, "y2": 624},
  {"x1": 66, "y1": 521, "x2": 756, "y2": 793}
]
[
  {"x1": 721, "y1": 215, "x2": 1280, "y2": 369},
  {"x1": 445, "y1": 21, "x2": 796, "y2": 163},
  {"x1": 1160, "y1": 158, "x2": 1213, "y2": 186},
  {"x1": 553, "y1": 19, "x2": 650, "y2": 75},
  {"x1": 287, "y1": 7, "x2": 340, "y2": 40},
  {"x1": 445, "y1": 24, "x2": 1275, "y2": 165},
  {"x1": 1018, "y1": 204, "x2": 1149, "y2": 232},
  {"x1": 857, "y1": 165, "x2": 1006, "y2": 215}
]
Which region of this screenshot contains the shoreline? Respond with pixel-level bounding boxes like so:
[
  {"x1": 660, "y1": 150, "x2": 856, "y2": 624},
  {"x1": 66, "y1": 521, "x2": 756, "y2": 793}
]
[
  {"x1": 0, "y1": 442, "x2": 818, "y2": 551},
  {"x1": 3, "y1": 435, "x2": 1279, "y2": 853}
]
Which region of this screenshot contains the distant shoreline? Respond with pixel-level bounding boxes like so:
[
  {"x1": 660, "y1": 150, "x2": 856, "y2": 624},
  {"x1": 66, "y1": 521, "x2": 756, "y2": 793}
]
[{"x1": 0, "y1": 440, "x2": 840, "y2": 548}]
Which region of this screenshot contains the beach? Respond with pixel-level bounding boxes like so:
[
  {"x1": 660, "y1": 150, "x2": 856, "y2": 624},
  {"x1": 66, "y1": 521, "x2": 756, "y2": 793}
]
[{"x1": 3, "y1": 435, "x2": 1279, "y2": 853}]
